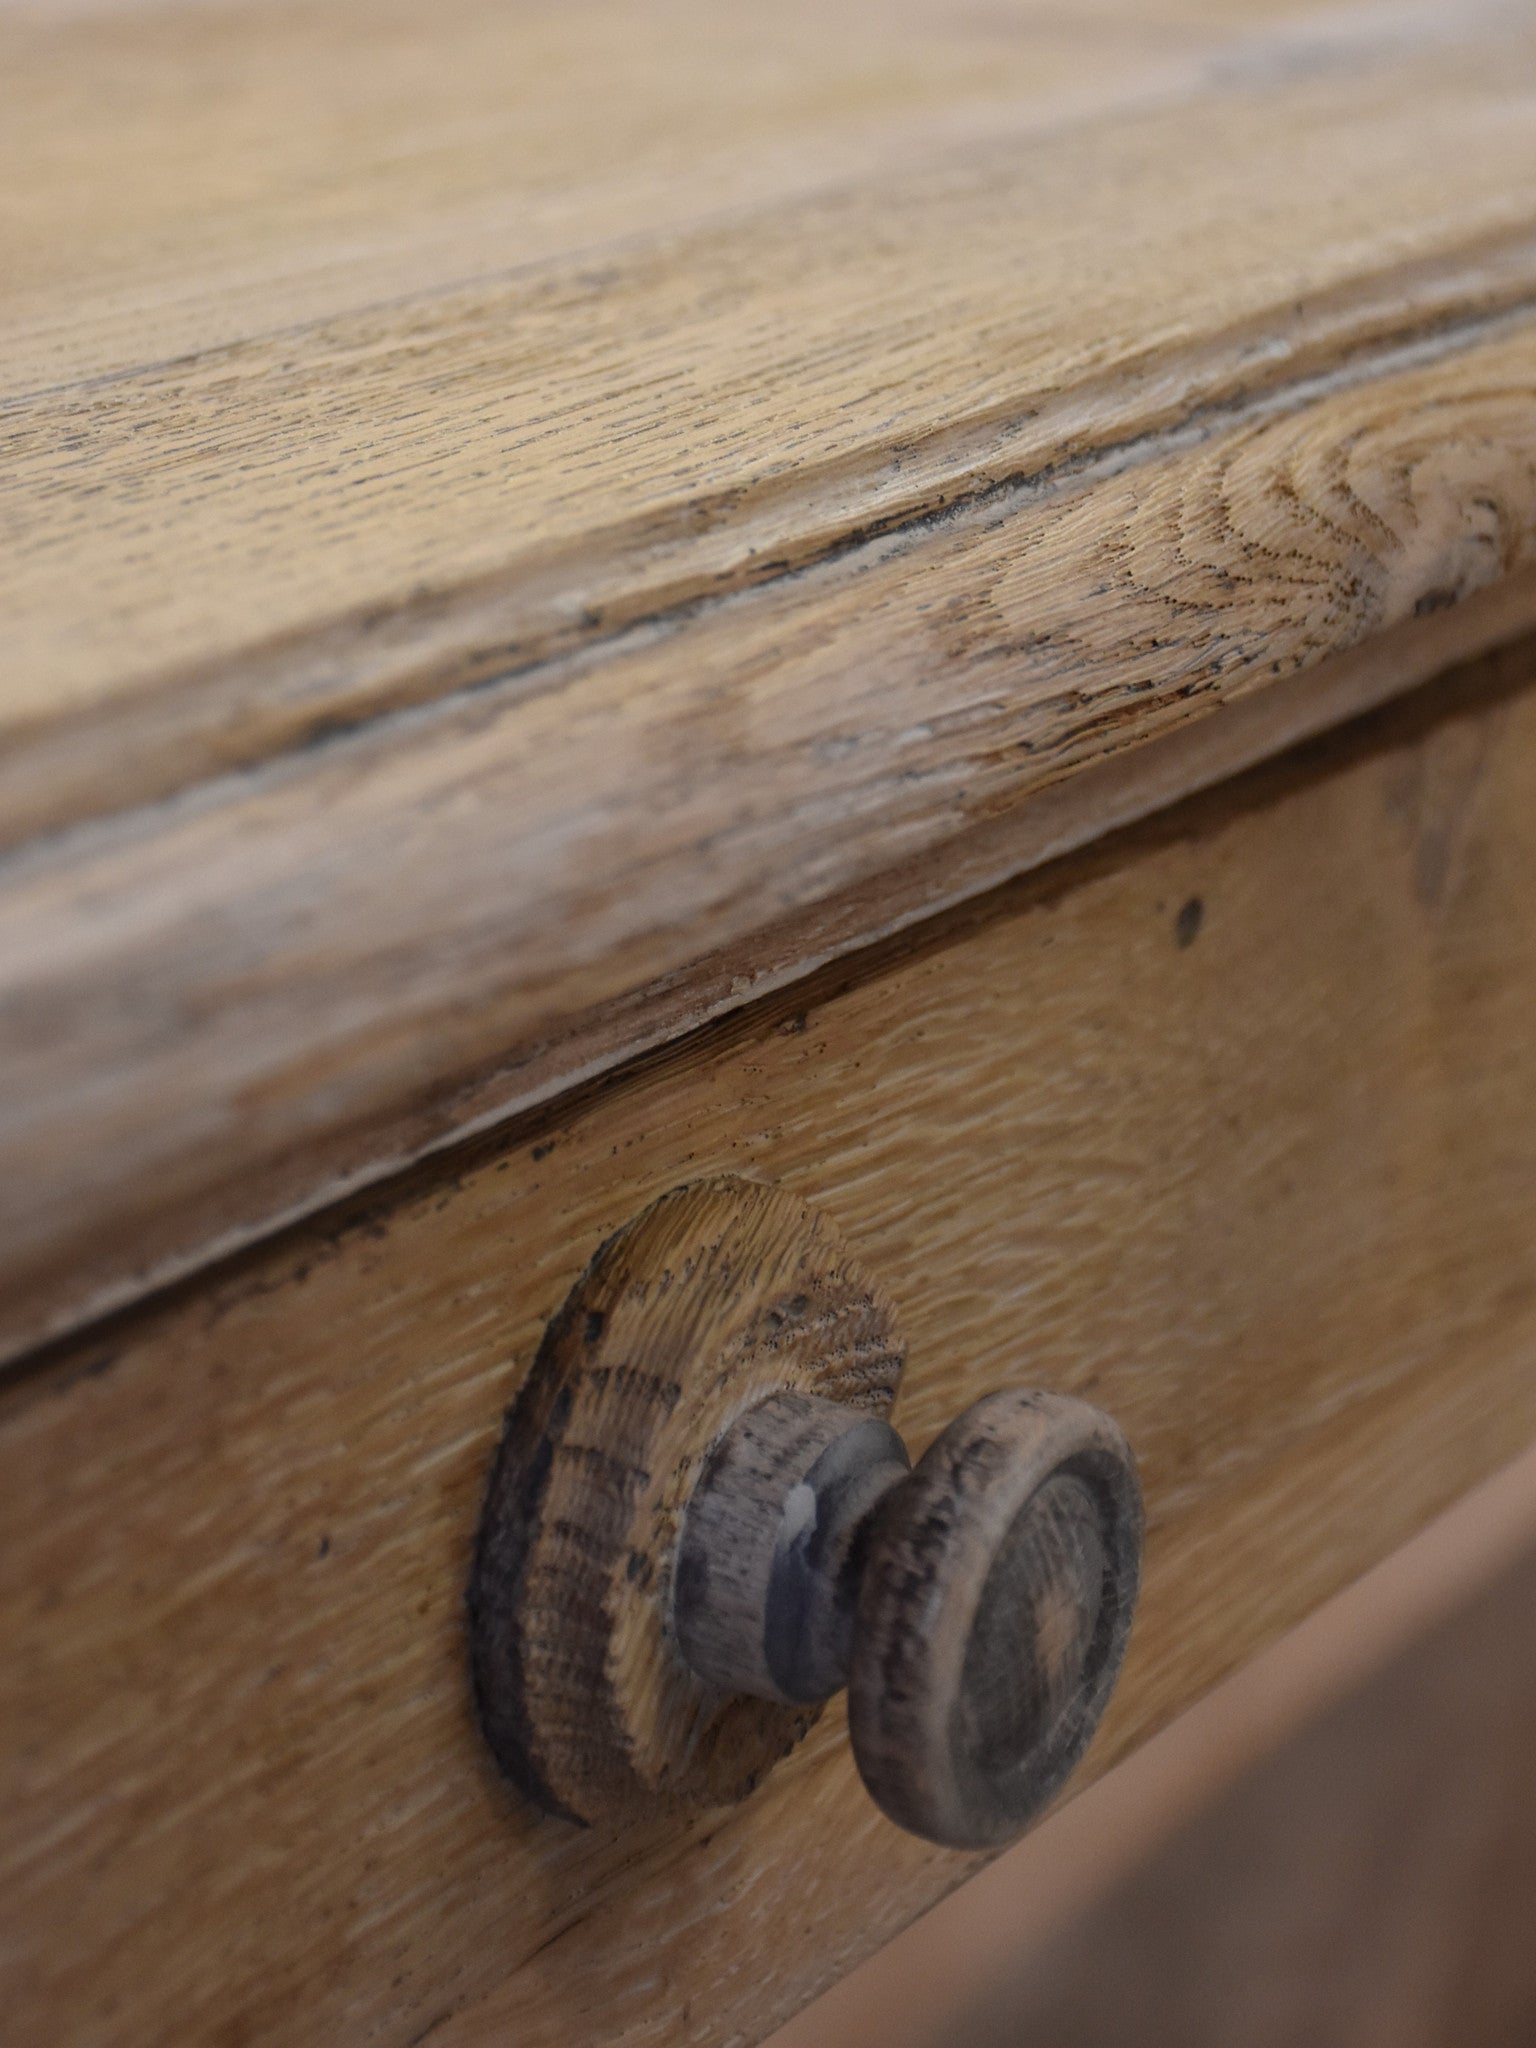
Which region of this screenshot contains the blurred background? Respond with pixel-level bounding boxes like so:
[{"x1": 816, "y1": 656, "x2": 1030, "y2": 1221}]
[{"x1": 772, "y1": 1441, "x2": 1536, "y2": 2048}]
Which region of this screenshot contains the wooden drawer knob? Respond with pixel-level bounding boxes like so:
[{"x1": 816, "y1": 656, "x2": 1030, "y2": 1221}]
[
  {"x1": 468, "y1": 1177, "x2": 1142, "y2": 1850},
  {"x1": 674, "y1": 1386, "x2": 1141, "y2": 1849}
]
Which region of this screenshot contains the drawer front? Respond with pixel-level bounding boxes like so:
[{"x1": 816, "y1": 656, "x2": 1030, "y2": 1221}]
[{"x1": 5, "y1": 645, "x2": 1536, "y2": 2047}]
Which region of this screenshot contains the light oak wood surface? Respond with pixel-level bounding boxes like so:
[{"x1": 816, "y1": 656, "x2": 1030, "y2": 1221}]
[
  {"x1": 7, "y1": 0, "x2": 1536, "y2": 763},
  {"x1": 4, "y1": 0, "x2": 1536, "y2": 1362},
  {"x1": 6, "y1": 650, "x2": 1536, "y2": 2047}
]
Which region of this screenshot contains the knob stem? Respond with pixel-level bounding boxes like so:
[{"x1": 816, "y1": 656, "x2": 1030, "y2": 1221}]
[{"x1": 674, "y1": 1392, "x2": 909, "y2": 1704}]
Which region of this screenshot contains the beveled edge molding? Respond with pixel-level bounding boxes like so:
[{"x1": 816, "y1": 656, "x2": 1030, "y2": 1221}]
[{"x1": 2, "y1": 558, "x2": 1534, "y2": 1376}]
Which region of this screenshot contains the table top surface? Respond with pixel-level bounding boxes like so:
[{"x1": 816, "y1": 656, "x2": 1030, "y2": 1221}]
[
  {"x1": 4, "y1": 0, "x2": 1535, "y2": 827},
  {"x1": 3, "y1": 0, "x2": 1536, "y2": 1365}
]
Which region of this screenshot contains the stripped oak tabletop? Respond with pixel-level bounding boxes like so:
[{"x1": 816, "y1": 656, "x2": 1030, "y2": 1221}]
[{"x1": 3, "y1": 0, "x2": 1536, "y2": 1362}]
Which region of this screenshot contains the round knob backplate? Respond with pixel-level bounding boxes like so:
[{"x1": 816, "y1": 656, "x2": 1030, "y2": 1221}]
[{"x1": 466, "y1": 1176, "x2": 904, "y2": 1822}]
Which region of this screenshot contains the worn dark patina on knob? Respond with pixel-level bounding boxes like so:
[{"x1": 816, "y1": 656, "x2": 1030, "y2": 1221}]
[
  {"x1": 673, "y1": 1384, "x2": 1141, "y2": 1849},
  {"x1": 468, "y1": 1176, "x2": 1143, "y2": 1851}
]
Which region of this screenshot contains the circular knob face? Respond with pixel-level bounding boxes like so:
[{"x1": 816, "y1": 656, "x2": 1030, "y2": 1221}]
[{"x1": 848, "y1": 1389, "x2": 1142, "y2": 1850}]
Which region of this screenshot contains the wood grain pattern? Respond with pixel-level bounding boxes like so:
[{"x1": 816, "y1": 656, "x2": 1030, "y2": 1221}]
[
  {"x1": 6, "y1": 0, "x2": 1536, "y2": 776},
  {"x1": 4, "y1": 343, "x2": 1536, "y2": 1371},
  {"x1": 467, "y1": 1177, "x2": 904, "y2": 1823},
  {"x1": 4, "y1": 0, "x2": 1536, "y2": 1364},
  {"x1": 5, "y1": 648, "x2": 1536, "y2": 2047}
]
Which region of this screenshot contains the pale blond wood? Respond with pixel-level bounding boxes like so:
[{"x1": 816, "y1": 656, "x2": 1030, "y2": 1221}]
[
  {"x1": 468, "y1": 1177, "x2": 904, "y2": 1822},
  {"x1": 5, "y1": 654, "x2": 1536, "y2": 2046},
  {"x1": 4, "y1": 343, "x2": 1536, "y2": 1372},
  {"x1": 4, "y1": 0, "x2": 1536, "y2": 1365},
  {"x1": 5, "y1": 0, "x2": 1536, "y2": 775}
]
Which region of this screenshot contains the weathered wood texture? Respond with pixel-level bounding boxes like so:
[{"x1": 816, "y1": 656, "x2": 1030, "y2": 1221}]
[
  {"x1": 468, "y1": 1178, "x2": 905, "y2": 1825},
  {"x1": 470, "y1": 1174, "x2": 1138, "y2": 1851},
  {"x1": 847, "y1": 1389, "x2": 1143, "y2": 1851},
  {"x1": 5, "y1": 648, "x2": 1536, "y2": 2047},
  {"x1": 4, "y1": 0, "x2": 1536, "y2": 1363},
  {"x1": 8, "y1": 0, "x2": 1536, "y2": 772},
  {"x1": 674, "y1": 1390, "x2": 912, "y2": 1711}
]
